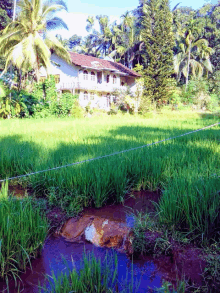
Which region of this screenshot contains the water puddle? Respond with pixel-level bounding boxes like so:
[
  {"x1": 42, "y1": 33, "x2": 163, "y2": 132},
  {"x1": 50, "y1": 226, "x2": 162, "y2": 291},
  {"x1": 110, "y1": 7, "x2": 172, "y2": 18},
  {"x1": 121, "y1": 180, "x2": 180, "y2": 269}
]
[
  {"x1": 0, "y1": 235, "x2": 178, "y2": 293},
  {"x1": 0, "y1": 190, "x2": 204, "y2": 292}
]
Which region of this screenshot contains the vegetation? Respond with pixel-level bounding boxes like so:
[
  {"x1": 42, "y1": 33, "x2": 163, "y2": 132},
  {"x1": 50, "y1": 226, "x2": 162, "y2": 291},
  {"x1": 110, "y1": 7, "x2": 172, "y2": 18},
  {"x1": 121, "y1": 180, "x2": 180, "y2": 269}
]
[
  {"x1": 0, "y1": 0, "x2": 70, "y2": 82},
  {"x1": 141, "y1": 0, "x2": 174, "y2": 105},
  {"x1": 0, "y1": 0, "x2": 219, "y2": 113},
  {"x1": 0, "y1": 0, "x2": 13, "y2": 31},
  {"x1": 0, "y1": 182, "x2": 48, "y2": 283},
  {"x1": 40, "y1": 251, "x2": 140, "y2": 293},
  {"x1": 0, "y1": 114, "x2": 219, "y2": 242}
]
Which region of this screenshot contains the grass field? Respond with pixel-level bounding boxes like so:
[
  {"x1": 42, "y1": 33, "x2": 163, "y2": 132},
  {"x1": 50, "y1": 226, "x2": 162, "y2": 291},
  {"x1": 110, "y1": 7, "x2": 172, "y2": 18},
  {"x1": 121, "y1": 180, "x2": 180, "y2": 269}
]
[
  {"x1": 0, "y1": 182, "x2": 48, "y2": 283},
  {"x1": 0, "y1": 113, "x2": 220, "y2": 240}
]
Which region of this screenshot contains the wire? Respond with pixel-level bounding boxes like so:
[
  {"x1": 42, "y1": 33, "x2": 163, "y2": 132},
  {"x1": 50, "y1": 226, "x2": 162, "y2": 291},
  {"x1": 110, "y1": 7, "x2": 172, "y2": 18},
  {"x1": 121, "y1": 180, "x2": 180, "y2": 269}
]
[{"x1": 0, "y1": 122, "x2": 219, "y2": 183}]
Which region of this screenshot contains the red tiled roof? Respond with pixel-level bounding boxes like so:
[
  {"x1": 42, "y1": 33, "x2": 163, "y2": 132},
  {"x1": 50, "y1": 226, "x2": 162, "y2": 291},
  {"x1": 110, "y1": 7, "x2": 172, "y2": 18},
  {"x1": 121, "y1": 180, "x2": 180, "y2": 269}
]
[{"x1": 69, "y1": 52, "x2": 141, "y2": 77}]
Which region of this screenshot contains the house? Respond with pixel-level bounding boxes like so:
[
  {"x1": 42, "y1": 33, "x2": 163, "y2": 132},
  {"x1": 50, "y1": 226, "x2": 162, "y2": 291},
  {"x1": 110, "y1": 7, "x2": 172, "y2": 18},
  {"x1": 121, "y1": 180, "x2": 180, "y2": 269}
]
[{"x1": 39, "y1": 52, "x2": 141, "y2": 111}]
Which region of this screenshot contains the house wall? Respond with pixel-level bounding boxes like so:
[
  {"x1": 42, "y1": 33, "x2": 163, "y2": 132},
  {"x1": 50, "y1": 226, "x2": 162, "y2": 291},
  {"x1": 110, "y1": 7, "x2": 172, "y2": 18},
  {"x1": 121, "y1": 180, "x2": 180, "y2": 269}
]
[
  {"x1": 39, "y1": 54, "x2": 140, "y2": 110},
  {"x1": 39, "y1": 55, "x2": 79, "y2": 84}
]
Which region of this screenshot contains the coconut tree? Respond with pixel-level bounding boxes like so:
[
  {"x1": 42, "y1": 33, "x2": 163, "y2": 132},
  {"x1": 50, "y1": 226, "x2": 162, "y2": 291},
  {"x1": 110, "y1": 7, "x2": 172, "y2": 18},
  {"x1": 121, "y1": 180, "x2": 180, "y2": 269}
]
[
  {"x1": 174, "y1": 35, "x2": 214, "y2": 89},
  {"x1": 0, "y1": 0, "x2": 71, "y2": 82},
  {"x1": 174, "y1": 18, "x2": 214, "y2": 89}
]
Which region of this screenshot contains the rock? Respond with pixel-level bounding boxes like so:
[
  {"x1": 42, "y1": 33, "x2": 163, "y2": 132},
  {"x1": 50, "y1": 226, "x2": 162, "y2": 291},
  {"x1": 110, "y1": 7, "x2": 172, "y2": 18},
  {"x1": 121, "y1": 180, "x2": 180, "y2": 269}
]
[
  {"x1": 60, "y1": 215, "x2": 94, "y2": 241},
  {"x1": 85, "y1": 217, "x2": 131, "y2": 248},
  {"x1": 60, "y1": 215, "x2": 132, "y2": 251}
]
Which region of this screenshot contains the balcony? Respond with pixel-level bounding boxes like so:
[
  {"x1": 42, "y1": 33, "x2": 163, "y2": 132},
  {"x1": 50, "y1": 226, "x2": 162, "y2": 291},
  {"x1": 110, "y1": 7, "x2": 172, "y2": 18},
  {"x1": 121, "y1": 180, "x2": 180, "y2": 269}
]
[
  {"x1": 75, "y1": 82, "x2": 128, "y2": 93},
  {"x1": 56, "y1": 81, "x2": 130, "y2": 93},
  {"x1": 56, "y1": 82, "x2": 75, "y2": 91}
]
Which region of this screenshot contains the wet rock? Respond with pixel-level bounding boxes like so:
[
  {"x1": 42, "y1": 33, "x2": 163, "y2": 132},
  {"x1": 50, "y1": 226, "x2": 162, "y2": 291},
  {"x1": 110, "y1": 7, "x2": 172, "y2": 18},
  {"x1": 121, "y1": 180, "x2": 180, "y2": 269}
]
[
  {"x1": 60, "y1": 216, "x2": 94, "y2": 241},
  {"x1": 60, "y1": 190, "x2": 161, "y2": 251},
  {"x1": 61, "y1": 216, "x2": 132, "y2": 250},
  {"x1": 86, "y1": 218, "x2": 131, "y2": 248}
]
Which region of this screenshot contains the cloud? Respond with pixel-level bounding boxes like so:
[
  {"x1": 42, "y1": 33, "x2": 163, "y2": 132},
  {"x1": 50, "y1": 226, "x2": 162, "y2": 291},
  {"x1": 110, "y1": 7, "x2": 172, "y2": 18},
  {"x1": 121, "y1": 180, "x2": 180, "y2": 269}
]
[{"x1": 52, "y1": 11, "x2": 121, "y2": 39}]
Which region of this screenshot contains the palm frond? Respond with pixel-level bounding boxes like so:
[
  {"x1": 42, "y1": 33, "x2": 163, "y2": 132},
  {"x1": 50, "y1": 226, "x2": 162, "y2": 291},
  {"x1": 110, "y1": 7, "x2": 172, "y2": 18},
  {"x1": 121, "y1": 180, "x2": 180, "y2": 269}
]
[
  {"x1": 46, "y1": 17, "x2": 68, "y2": 31},
  {"x1": 44, "y1": 0, "x2": 68, "y2": 11},
  {"x1": 189, "y1": 59, "x2": 203, "y2": 78},
  {"x1": 45, "y1": 33, "x2": 71, "y2": 64},
  {"x1": 200, "y1": 59, "x2": 213, "y2": 73}
]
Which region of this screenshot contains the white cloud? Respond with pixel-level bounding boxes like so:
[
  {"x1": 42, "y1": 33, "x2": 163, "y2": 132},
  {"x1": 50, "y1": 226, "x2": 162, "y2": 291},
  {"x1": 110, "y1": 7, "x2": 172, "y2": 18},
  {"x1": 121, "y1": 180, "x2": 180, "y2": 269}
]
[{"x1": 52, "y1": 11, "x2": 121, "y2": 39}]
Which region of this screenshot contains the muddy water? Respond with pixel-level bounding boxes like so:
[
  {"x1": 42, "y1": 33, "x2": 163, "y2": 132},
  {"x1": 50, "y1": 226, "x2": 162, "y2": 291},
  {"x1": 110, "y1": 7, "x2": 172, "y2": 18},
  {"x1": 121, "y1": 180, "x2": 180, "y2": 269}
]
[
  {"x1": 0, "y1": 190, "x2": 203, "y2": 292},
  {"x1": 0, "y1": 235, "x2": 178, "y2": 293}
]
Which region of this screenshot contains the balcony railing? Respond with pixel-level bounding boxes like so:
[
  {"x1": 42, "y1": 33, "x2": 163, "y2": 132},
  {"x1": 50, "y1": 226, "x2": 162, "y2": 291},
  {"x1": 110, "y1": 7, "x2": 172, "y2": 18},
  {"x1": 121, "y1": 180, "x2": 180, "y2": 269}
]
[
  {"x1": 56, "y1": 82, "x2": 75, "y2": 90},
  {"x1": 75, "y1": 82, "x2": 128, "y2": 92},
  {"x1": 56, "y1": 81, "x2": 130, "y2": 93}
]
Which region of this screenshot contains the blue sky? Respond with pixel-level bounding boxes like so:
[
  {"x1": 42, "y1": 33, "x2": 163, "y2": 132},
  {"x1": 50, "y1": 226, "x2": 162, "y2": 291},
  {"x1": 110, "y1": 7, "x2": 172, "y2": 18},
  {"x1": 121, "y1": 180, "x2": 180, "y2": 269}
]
[
  {"x1": 66, "y1": 0, "x2": 218, "y2": 15},
  {"x1": 54, "y1": 0, "x2": 218, "y2": 38}
]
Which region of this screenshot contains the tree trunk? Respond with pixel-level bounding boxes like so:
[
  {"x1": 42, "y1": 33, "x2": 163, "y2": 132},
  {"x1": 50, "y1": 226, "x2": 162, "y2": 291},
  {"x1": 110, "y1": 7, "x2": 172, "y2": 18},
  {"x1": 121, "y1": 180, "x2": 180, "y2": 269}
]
[{"x1": 185, "y1": 40, "x2": 191, "y2": 91}]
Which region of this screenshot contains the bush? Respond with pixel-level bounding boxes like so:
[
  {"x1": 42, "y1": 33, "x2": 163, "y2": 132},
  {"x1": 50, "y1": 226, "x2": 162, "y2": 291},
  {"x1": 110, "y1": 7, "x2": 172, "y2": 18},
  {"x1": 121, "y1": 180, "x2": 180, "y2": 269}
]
[
  {"x1": 71, "y1": 100, "x2": 84, "y2": 118},
  {"x1": 108, "y1": 103, "x2": 118, "y2": 115},
  {"x1": 180, "y1": 78, "x2": 219, "y2": 111}
]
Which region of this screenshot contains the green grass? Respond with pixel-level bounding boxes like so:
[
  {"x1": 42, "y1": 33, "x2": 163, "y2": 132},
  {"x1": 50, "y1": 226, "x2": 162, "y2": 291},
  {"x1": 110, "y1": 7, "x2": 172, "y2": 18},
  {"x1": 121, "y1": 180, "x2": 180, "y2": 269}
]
[
  {"x1": 0, "y1": 113, "x2": 219, "y2": 240},
  {"x1": 0, "y1": 182, "x2": 48, "y2": 284},
  {"x1": 40, "y1": 251, "x2": 140, "y2": 293}
]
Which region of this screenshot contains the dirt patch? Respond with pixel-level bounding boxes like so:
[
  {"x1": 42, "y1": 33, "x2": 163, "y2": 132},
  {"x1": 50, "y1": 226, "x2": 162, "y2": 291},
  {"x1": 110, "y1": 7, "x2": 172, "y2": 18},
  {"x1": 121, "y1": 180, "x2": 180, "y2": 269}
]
[
  {"x1": 134, "y1": 229, "x2": 206, "y2": 290},
  {"x1": 172, "y1": 244, "x2": 206, "y2": 286},
  {"x1": 0, "y1": 183, "x2": 34, "y2": 198},
  {"x1": 46, "y1": 207, "x2": 68, "y2": 231}
]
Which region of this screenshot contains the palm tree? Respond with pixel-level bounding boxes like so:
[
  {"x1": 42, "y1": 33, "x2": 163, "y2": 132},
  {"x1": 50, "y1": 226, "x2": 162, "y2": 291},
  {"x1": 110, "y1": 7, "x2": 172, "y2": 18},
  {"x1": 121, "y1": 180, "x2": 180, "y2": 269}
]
[
  {"x1": 120, "y1": 11, "x2": 136, "y2": 67},
  {"x1": 174, "y1": 33, "x2": 214, "y2": 89},
  {"x1": 0, "y1": 0, "x2": 71, "y2": 82}
]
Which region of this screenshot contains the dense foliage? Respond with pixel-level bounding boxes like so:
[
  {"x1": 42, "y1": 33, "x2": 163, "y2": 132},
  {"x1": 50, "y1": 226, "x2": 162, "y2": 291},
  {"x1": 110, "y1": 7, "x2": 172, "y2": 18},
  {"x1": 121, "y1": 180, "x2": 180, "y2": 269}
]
[
  {"x1": 0, "y1": 0, "x2": 70, "y2": 81},
  {"x1": 141, "y1": 0, "x2": 174, "y2": 105},
  {"x1": 0, "y1": 0, "x2": 219, "y2": 114},
  {"x1": 0, "y1": 77, "x2": 78, "y2": 118},
  {"x1": 0, "y1": 0, "x2": 13, "y2": 30},
  {"x1": 53, "y1": 0, "x2": 220, "y2": 110}
]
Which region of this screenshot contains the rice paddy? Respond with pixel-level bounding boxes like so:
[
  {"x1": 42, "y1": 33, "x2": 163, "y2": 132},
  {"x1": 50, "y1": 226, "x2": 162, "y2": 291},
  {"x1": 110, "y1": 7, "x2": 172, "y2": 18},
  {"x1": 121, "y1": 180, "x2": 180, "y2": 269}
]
[
  {"x1": 0, "y1": 113, "x2": 220, "y2": 241},
  {"x1": 0, "y1": 182, "x2": 48, "y2": 284},
  {"x1": 40, "y1": 251, "x2": 141, "y2": 293}
]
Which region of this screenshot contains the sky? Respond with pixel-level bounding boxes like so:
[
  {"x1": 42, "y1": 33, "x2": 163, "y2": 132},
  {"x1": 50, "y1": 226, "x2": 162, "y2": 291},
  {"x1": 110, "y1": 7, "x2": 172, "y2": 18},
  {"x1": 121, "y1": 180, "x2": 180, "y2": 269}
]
[{"x1": 54, "y1": 0, "x2": 219, "y2": 39}]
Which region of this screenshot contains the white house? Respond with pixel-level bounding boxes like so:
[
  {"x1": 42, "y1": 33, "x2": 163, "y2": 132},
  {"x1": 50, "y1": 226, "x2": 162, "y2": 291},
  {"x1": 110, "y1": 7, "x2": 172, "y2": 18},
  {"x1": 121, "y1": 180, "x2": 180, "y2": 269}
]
[{"x1": 39, "y1": 52, "x2": 141, "y2": 111}]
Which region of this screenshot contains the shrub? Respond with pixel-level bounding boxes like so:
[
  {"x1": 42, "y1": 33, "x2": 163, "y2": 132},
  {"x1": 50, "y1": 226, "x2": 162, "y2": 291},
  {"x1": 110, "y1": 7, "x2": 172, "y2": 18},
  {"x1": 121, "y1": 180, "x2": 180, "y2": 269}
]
[
  {"x1": 71, "y1": 100, "x2": 84, "y2": 118},
  {"x1": 108, "y1": 103, "x2": 118, "y2": 115}
]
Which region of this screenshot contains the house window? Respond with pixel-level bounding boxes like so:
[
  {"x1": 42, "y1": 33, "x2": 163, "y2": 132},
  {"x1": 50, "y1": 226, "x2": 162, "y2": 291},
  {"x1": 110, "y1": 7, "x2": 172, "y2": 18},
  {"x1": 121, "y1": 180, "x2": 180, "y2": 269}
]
[
  {"x1": 84, "y1": 91, "x2": 88, "y2": 100},
  {"x1": 90, "y1": 92, "x2": 95, "y2": 100},
  {"x1": 113, "y1": 75, "x2": 117, "y2": 84},
  {"x1": 91, "y1": 71, "x2": 95, "y2": 81},
  {"x1": 54, "y1": 74, "x2": 60, "y2": 84},
  {"x1": 40, "y1": 76, "x2": 46, "y2": 83},
  {"x1": 106, "y1": 75, "x2": 110, "y2": 83},
  {"x1": 83, "y1": 70, "x2": 88, "y2": 80}
]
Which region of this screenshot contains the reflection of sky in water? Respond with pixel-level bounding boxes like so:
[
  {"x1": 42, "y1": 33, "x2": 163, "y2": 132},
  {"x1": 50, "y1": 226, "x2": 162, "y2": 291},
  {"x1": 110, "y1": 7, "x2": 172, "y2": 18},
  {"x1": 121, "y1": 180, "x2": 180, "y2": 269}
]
[
  {"x1": 38, "y1": 236, "x2": 162, "y2": 293},
  {"x1": 1, "y1": 236, "x2": 163, "y2": 292}
]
